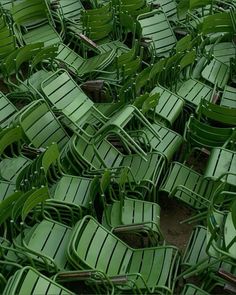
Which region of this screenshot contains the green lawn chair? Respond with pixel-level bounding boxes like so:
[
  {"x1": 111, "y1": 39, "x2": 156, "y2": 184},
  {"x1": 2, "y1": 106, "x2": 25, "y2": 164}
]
[
  {"x1": 1, "y1": 43, "x2": 56, "y2": 94},
  {"x1": 204, "y1": 147, "x2": 236, "y2": 187},
  {"x1": 183, "y1": 115, "x2": 236, "y2": 157},
  {"x1": 94, "y1": 171, "x2": 163, "y2": 246},
  {"x1": 127, "y1": 121, "x2": 183, "y2": 162},
  {"x1": 137, "y1": 9, "x2": 177, "y2": 57},
  {"x1": 9, "y1": 187, "x2": 73, "y2": 273},
  {"x1": 60, "y1": 126, "x2": 166, "y2": 201},
  {"x1": 221, "y1": 85, "x2": 236, "y2": 108},
  {"x1": 12, "y1": 99, "x2": 70, "y2": 150},
  {"x1": 205, "y1": 42, "x2": 236, "y2": 66},
  {"x1": 81, "y1": 2, "x2": 115, "y2": 42},
  {"x1": 2, "y1": 266, "x2": 74, "y2": 295},
  {"x1": 52, "y1": 0, "x2": 84, "y2": 24},
  {"x1": 41, "y1": 69, "x2": 158, "y2": 159},
  {"x1": 179, "y1": 225, "x2": 233, "y2": 280},
  {"x1": 177, "y1": 78, "x2": 213, "y2": 108},
  {"x1": 0, "y1": 91, "x2": 18, "y2": 129},
  {"x1": 67, "y1": 215, "x2": 180, "y2": 294},
  {"x1": 159, "y1": 161, "x2": 222, "y2": 219},
  {"x1": 0, "y1": 126, "x2": 32, "y2": 184},
  {"x1": 11, "y1": 0, "x2": 62, "y2": 46},
  {"x1": 16, "y1": 143, "x2": 61, "y2": 191},
  {"x1": 201, "y1": 57, "x2": 230, "y2": 89},
  {"x1": 197, "y1": 98, "x2": 236, "y2": 126},
  {"x1": 149, "y1": 85, "x2": 185, "y2": 127},
  {"x1": 55, "y1": 43, "x2": 116, "y2": 81}
]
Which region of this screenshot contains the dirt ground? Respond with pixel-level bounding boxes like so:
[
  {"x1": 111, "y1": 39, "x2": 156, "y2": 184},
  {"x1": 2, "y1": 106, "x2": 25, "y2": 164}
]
[{"x1": 159, "y1": 195, "x2": 195, "y2": 253}]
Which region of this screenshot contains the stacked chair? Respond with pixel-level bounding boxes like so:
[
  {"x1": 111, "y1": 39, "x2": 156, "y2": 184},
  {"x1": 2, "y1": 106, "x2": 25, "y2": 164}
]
[{"x1": 0, "y1": 0, "x2": 235, "y2": 294}]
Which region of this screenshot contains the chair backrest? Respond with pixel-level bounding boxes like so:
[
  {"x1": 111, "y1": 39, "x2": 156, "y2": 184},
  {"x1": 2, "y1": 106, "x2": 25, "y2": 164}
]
[
  {"x1": 3, "y1": 266, "x2": 74, "y2": 295},
  {"x1": 18, "y1": 99, "x2": 69, "y2": 149},
  {"x1": 69, "y1": 215, "x2": 132, "y2": 276},
  {"x1": 72, "y1": 129, "x2": 123, "y2": 170},
  {"x1": 56, "y1": 0, "x2": 84, "y2": 21},
  {"x1": 0, "y1": 91, "x2": 17, "y2": 127},
  {"x1": 0, "y1": 125, "x2": 23, "y2": 156},
  {"x1": 198, "y1": 98, "x2": 236, "y2": 126},
  {"x1": 11, "y1": 0, "x2": 49, "y2": 27},
  {"x1": 41, "y1": 70, "x2": 98, "y2": 126},
  {"x1": 186, "y1": 115, "x2": 235, "y2": 149},
  {"x1": 137, "y1": 9, "x2": 176, "y2": 56}
]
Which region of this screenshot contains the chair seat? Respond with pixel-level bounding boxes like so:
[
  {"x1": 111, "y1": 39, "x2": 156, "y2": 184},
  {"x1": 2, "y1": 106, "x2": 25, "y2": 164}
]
[
  {"x1": 23, "y1": 24, "x2": 61, "y2": 46},
  {"x1": 177, "y1": 78, "x2": 213, "y2": 107}
]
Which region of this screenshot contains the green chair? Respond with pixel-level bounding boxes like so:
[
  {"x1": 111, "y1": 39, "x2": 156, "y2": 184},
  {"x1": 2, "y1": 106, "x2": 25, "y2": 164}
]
[
  {"x1": 81, "y1": 2, "x2": 115, "y2": 42},
  {"x1": 16, "y1": 143, "x2": 61, "y2": 191},
  {"x1": 56, "y1": 43, "x2": 116, "y2": 80},
  {"x1": 201, "y1": 57, "x2": 230, "y2": 89},
  {"x1": 95, "y1": 171, "x2": 163, "y2": 246},
  {"x1": 10, "y1": 187, "x2": 73, "y2": 273},
  {"x1": 183, "y1": 115, "x2": 236, "y2": 156},
  {"x1": 150, "y1": 85, "x2": 185, "y2": 127},
  {"x1": 205, "y1": 42, "x2": 236, "y2": 66},
  {"x1": 52, "y1": 0, "x2": 84, "y2": 23},
  {"x1": 0, "y1": 91, "x2": 18, "y2": 129},
  {"x1": 11, "y1": 0, "x2": 62, "y2": 46},
  {"x1": 2, "y1": 266, "x2": 74, "y2": 295},
  {"x1": 221, "y1": 85, "x2": 236, "y2": 108},
  {"x1": 137, "y1": 9, "x2": 177, "y2": 57},
  {"x1": 67, "y1": 215, "x2": 180, "y2": 294},
  {"x1": 0, "y1": 126, "x2": 32, "y2": 183},
  {"x1": 197, "y1": 98, "x2": 236, "y2": 126},
  {"x1": 60, "y1": 126, "x2": 166, "y2": 201},
  {"x1": 12, "y1": 99, "x2": 70, "y2": 150},
  {"x1": 128, "y1": 121, "x2": 183, "y2": 162},
  {"x1": 204, "y1": 147, "x2": 236, "y2": 187},
  {"x1": 177, "y1": 78, "x2": 213, "y2": 108},
  {"x1": 159, "y1": 161, "x2": 222, "y2": 213},
  {"x1": 180, "y1": 225, "x2": 228, "y2": 280}
]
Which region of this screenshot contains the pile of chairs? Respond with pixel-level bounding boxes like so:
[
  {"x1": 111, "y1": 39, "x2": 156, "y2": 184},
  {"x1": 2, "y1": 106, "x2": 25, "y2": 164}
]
[{"x1": 0, "y1": 0, "x2": 235, "y2": 294}]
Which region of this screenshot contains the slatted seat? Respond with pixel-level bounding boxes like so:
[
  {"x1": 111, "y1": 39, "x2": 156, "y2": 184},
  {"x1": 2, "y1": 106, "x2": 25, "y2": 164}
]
[
  {"x1": 177, "y1": 78, "x2": 213, "y2": 107},
  {"x1": 50, "y1": 175, "x2": 96, "y2": 215},
  {"x1": 0, "y1": 91, "x2": 17, "y2": 129},
  {"x1": 221, "y1": 85, "x2": 236, "y2": 108},
  {"x1": 150, "y1": 85, "x2": 184, "y2": 126},
  {"x1": 67, "y1": 215, "x2": 180, "y2": 294},
  {"x1": 204, "y1": 148, "x2": 236, "y2": 187},
  {"x1": 201, "y1": 58, "x2": 230, "y2": 89},
  {"x1": 205, "y1": 42, "x2": 236, "y2": 66}
]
